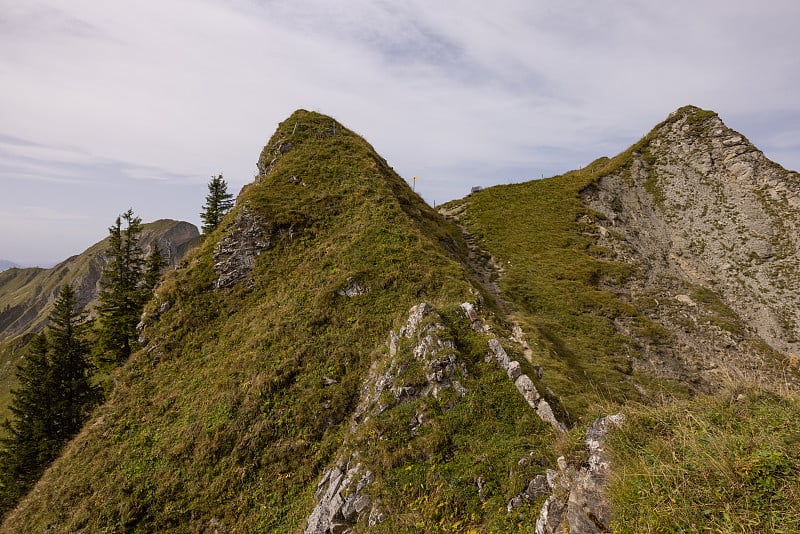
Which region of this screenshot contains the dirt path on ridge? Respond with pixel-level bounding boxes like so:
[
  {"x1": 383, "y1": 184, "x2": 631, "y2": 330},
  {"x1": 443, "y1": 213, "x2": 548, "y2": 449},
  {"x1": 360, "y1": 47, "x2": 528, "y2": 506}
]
[{"x1": 438, "y1": 202, "x2": 534, "y2": 364}]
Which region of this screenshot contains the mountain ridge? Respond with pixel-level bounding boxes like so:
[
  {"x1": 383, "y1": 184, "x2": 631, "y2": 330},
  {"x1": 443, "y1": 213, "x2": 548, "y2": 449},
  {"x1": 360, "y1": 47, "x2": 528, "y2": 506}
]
[
  {"x1": 2, "y1": 106, "x2": 799, "y2": 532},
  {"x1": 0, "y1": 262, "x2": 19, "y2": 273}
]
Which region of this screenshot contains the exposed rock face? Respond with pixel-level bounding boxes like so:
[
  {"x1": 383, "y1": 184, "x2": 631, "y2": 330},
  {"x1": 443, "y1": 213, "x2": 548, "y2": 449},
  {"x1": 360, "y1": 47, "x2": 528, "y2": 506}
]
[
  {"x1": 536, "y1": 414, "x2": 626, "y2": 534},
  {"x1": 582, "y1": 106, "x2": 800, "y2": 391},
  {"x1": 305, "y1": 455, "x2": 375, "y2": 534},
  {"x1": 488, "y1": 338, "x2": 565, "y2": 432},
  {"x1": 212, "y1": 209, "x2": 272, "y2": 289},
  {"x1": 306, "y1": 303, "x2": 468, "y2": 534},
  {"x1": 256, "y1": 137, "x2": 293, "y2": 181},
  {"x1": 354, "y1": 302, "x2": 468, "y2": 427}
]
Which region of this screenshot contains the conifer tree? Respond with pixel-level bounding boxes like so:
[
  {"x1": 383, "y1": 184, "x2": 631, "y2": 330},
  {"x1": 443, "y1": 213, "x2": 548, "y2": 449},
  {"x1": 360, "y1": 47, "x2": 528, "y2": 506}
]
[
  {"x1": 200, "y1": 174, "x2": 234, "y2": 234},
  {"x1": 0, "y1": 285, "x2": 100, "y2": 514},
  {"x1": 144, "y1": 242, "x2": 168, "y2": 293},
  {"x1": 96, "y1": 209, "x2": 147, "y2": 363},
  {"x1": 47, "y1": 285, "x2": 102, "y2": 439},
  {"x1": 0, "y1": 334, "x2": 53, "y2": 511}
]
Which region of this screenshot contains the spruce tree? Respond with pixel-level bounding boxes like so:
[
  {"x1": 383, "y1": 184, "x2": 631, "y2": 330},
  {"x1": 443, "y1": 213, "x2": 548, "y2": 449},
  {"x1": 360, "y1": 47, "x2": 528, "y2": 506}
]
[
  {"x1": 47, "y1": 285, "x2": 102, "y2": 440},
  {"x1": 0, "y1": 285, "x2": 100, "y2": 515},
  {"x1": 96, "y1": 209, "x2": 147, "y2": 363},
  {"x1": 144, "y1": 242, "x2": 168, "y2": 293},
  {"x1": 200, "y1": 174, "x2": 234, "y2": 234},
  {"x1": 0, "y1": 334, "x2": 53, "y2": 511}
]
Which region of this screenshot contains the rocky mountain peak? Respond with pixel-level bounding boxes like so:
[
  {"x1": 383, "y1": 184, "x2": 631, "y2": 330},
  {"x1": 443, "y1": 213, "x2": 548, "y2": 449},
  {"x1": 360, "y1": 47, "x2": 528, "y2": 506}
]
[{"x1": 582, "y1": 105, "x2": 800, "y2": 390}]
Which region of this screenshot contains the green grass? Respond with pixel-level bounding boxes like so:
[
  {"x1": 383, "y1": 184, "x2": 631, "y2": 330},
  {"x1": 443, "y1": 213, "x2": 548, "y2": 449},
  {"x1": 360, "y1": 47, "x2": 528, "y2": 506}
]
[
  {"x1": 438, "y1": 104, "x2": 737, "y2": 422},
  {"x1": 607, "y1": 387, "x2": 800, "y2": 533},
  {"x1": 5, "y1": 105, "x2": 797, "y2": 532},
  {"x1": 348, "y1": 307, "x2": 559, "y2": 532},
  {"x1": 2, "y1": 110, "x2": 547, "y2": 532},
  {"x1": 0, "y1": 220, "x2": 198, "y2": 421},
  {"x1": 444, "y1": 168, "x2": 648, "y2": 421}
]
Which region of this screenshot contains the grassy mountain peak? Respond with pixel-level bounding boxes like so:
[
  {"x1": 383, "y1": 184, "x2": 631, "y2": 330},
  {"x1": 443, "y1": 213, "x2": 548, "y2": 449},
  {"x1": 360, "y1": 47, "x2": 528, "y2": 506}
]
[{"x1": 5, "y1": 111, "x2": 541, "y2": 531}]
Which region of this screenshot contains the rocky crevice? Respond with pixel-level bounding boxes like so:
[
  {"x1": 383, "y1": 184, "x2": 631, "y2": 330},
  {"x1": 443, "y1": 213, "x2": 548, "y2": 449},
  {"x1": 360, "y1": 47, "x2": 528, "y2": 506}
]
[
  {"x1": 305, "y1": 302, "x2": 468, "y2": 534},
  {"x1": 535, "y1": 414, "x2": 626, "y2": 533}
]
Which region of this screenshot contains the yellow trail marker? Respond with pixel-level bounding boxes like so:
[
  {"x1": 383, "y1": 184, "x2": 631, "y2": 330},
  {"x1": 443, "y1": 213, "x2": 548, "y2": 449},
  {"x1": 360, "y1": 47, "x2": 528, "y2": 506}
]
[{"x1": 412, "y1": 175, "x2": 418, "y2": 191}]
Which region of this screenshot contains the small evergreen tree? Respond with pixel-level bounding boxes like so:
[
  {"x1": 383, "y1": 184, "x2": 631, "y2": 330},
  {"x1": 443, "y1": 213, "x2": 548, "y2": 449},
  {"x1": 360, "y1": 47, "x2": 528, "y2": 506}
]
[
  {"x1": 96, "y1": 209, "x2": 147, "y2": 363},
  {"x1": 0, "y1": 285, "x2": 100, "y2": 515},
  {"x1": 143, "y1": 242, "x2": 168, "y2": 293},
  {"x1": 200, "y1": 174, "x2": 234, "y2": 234},
  {"x1": 0, "y1": 334, "x2": 53, "y2": 511},
  {"x1": 47, "y1": 285, "x2": 102, "y2": 440}
]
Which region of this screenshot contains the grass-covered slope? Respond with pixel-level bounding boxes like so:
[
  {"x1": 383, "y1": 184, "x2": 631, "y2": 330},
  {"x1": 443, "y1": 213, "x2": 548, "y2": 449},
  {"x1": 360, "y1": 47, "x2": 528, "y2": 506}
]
[
  {"x1": 443, "y1": 105, "x2": 800, "y2": 531},
  {"x1": 443, "y1": 167, "x2": 657, "y2": 421},
  {"x1": 2, "y1": 111, "x2": 556, "y2": 532},
  {"x1": 608, "y1": 386, "x2": 800, "y2": 533}
]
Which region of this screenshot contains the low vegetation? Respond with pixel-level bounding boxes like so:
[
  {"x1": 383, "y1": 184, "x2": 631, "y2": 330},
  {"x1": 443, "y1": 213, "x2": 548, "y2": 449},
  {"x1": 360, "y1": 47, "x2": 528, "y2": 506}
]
[
  {"x1": 2, "y1": 106, "x2": 799, "y2": 532},
  {"x1": 607, "y1": 387, "x2": 800, "y2": 533},
  {"x1": 1, "y1": 111, "x2": 551, "y2": 531},
  {"x1": 445, "y1": 168, "x2": 655, "y2": 421}
]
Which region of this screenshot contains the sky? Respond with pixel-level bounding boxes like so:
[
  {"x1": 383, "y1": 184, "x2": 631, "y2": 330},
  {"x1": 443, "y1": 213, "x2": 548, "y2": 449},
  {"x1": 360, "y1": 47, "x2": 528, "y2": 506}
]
[{"x1": 2, "y1": 1, "x2": 799, "y2": 266}]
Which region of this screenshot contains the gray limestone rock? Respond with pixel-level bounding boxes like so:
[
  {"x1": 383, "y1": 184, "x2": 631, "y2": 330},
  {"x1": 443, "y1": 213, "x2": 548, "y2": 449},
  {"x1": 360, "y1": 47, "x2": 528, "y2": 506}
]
[
  {"x1": 489, "y1": 338, "x2": 565, "y2": 432},
  {"x1": 307, "y1": 303, "x2": 469, "y2": 533},
  {"x1": 581, "y1": 107, "x2": 800, "y2": 391},
  {"x1": 213, "y1": 209, "x2": 272, "y2": 289},
  {"x1": 535, "y1": 414, "x2": 625, "y2": 534},
  {"x1": 337, "y1": 277, "x2": 369, "y2": 298}
]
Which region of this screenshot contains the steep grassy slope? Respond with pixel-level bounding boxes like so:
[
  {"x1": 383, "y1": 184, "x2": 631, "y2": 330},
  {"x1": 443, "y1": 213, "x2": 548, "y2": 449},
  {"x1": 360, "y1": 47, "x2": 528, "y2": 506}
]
[
  {"x1": 442, "y1": 166, "x2": 681, "y2": 422},
  {"x1": 2, "y1": 111, "x2": 557, "y2": 532},
  {"x1": 443, "y1": 105, "x2": 800, "y2": 531},
  {"x1": 5, "y1": 106, "x2": 800, "y2": 533},
  {"x1": 0, "y1": 220, "x2": 199, "y2": 420}
]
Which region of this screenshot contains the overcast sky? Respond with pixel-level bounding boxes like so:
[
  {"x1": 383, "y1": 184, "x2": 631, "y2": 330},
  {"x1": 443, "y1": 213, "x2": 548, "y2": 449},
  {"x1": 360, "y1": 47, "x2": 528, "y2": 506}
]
[{"x1": 2, "y1": 1, "x2": 799, "y2": 266}]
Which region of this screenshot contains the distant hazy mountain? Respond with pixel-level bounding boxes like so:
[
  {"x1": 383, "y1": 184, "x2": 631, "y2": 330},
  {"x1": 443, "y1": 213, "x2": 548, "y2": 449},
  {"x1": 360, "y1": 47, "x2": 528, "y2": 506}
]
[
  {"x1": 0, "y1": 219, "x2": 199, "y2": 344},
  {"x1": 0, "y1": 260, "x2": 19, "y2": 272},
  {"x1": 0, "y1": 218, "x2": 200, "y2": 425}
]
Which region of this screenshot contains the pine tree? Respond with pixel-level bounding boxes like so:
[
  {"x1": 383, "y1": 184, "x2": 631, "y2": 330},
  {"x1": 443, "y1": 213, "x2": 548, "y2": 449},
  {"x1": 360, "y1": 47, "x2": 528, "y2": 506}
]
[
  {"x1": 47, "y1": 285, "x2": 102, "y2": 440},
  {"x1": 144, "y1": 242, "x2": 168, "y2": 293},
  {"x1": 0, "y1": 334, "x2": 53, "y2": 511},
  {"x1": 200, "y1": 174, "x2": 234, "y2": 234},
  {"x1": 96, "y1": 209, "x2": 147, "y2": 363},
  {"x1": 0, "y1": 285, "x2": 100, "y2": 514}
]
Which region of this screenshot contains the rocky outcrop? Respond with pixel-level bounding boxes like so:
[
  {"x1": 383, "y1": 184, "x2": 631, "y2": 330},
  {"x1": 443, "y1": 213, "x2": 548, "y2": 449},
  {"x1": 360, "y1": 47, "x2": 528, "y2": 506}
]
[
  {"x1": 212, "y1": 209, "x2": 272, "y2": 289},
  {"x1": 305, "y1": 455, "x2": 377, "y2": 534},
  {"x1": 305, "y1": 303, "x2": 468, "y2": 534},
  {"x1": 582, "y1": 106, "x2": 800, "y2": 391},
  {"x1": 256, "y1": 137, "x2": 293, "y2": 181},
  {"x1": 488, "y1": 338, "x2": 566, "y2": 432},
  {"x1": 353, "y1": 302, "x2": 468, "y2": 427},
  {"x1": 535, "y1": 414, "x2": 626, "y2": 534},
  {"x1": 336, "y1": 278, "x2": 369, "y2": 298}
]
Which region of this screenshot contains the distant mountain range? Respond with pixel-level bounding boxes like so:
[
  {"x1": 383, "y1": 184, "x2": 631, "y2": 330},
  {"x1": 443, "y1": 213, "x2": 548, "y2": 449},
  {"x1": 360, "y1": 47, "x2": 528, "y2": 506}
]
[{"x1": 0, "y1": 260, "x2": 19, "y2": 272}]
